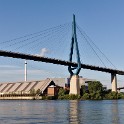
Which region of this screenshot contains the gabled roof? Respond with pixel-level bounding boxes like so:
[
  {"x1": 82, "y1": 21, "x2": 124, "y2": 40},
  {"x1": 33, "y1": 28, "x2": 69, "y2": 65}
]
[{"x1": 0, "y1": 78, "x2": 53, "y2": 94}]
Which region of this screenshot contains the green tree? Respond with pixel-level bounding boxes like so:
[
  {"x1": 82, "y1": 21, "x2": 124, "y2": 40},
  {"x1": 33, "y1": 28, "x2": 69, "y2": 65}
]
[
  {"x1": 81, "y1": 93, "x2": 90, "y2": 100},
  {"x1": 95, "y1": 91, "x2": 102, "y2": 100},
  {"x1": 58, "y1": 88, "x2": 65, "y2": 96},
  {"x1": 36, "y1": 89, "x2": 41, "y2": 95},
  {"x1": 90, "y1": 92, "x2": 96, "y2": 100},
  {"x1": 105, "y1": 92, "x2": 118, "y2": 99},
  {"x1": 30, "y1": 89, "x2": 36, "y2": 96},
  {"x1": 87, "y1": 81, "x2": 103, "y2": 100},
  {"x1": 118, "y1": 92, "x2": 124, "y2": 99},
  {"x1": 80, "y1": 85, "x2": 86, "y2": 96},
  {"x1": 88, "y1": 81, "x2": 103, "y2": 93}
]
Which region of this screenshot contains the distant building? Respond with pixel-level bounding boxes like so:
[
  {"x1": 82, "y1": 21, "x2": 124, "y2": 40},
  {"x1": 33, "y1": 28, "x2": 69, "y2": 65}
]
[
  {"x1": 66, "y1": 76, "x2": 97, "y2": 88},
  {"x1": 0, "y1": 77, "x2": 99, "y2": 98},
  {"x1": 103, "y1": 85, "x2": 107, "y2": 91},
  {"x1": 47, "y1": 85, "x2": 59, "y2": 96},
  {"x1": 0, "y1": 78, "x2": 63, "y2": 96},
  {"x1": 50, "y1": 78, "x2": 66, "y2": 88}
]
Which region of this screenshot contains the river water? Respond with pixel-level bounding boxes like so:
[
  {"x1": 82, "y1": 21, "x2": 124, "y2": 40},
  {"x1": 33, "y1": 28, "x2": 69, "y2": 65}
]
[{"x1": 0, "y1": 100, "x2": 124, "y2": 124}]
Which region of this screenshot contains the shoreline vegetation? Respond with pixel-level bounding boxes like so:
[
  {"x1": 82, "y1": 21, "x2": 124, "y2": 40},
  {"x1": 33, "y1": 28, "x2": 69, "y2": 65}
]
[
  {"x1": 42, "y1": 81, "x2": 124, "y2": 100},
  {"x1": 0, "y1": 81, "x2": 124, "y2": 100}
]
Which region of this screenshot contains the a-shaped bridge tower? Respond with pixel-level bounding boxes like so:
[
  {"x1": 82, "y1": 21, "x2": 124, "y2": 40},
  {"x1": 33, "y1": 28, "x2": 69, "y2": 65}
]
[{"x1": 68, "y1": 15, "x2": 81, "y2": 95}]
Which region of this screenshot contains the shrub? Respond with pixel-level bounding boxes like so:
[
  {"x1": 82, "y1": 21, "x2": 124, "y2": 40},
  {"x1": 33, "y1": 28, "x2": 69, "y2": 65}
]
[
  {"x1": 81, "y1": 93, "x2": 90, "y2": 100},
  {"x1": 36, "y1": 89, "x2": 41, "y2": 95},
  {"x1": 118, "y1": 93, "x2": 124, "y2": 99},
  {"x1": 42, "y1": 96, "x2": 57, "y2": 100},
  {"x1": 80, "y1": 85, "x2": 87, "y2": 96},
  {"x1": 58, "y1": 94, "x2": 80, "y2": 100},
  {"x1": 68, "y1": 94, "x2": 80, "y2": 100},
  {"x1": 30, "y1": 89, "x2": 36, "y2": 96},
  {"x1": 58, "y1": 88, "x2": 65, "y2": 96},
  {"x1": 105, "y1": 92, "x2": 118, "y2": 100}
]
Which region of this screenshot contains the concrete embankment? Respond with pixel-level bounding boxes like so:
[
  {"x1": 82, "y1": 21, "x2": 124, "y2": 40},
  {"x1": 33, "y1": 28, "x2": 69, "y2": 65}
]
[{"x1": 0, "y1": 96, "x2": 42, "y2": 100}]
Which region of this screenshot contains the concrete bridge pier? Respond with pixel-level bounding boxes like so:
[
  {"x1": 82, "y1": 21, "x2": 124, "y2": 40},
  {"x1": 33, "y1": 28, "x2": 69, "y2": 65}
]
[
  {"x1": 111, "y1": 73, "x2": 117, "y2": 92},
  {"x1": 117, "y1": 89, "x2": 120, "y2": 93},
  {"x1": 69, "y1": 75, "x2": 80, "y2": 95}
]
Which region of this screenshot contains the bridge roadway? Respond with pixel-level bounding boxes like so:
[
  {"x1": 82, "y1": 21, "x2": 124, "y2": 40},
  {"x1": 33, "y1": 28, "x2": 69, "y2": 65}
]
[
  {"x1": 117, "y1": 87, "x2": 124, "y2": 90},
  {"x1": 0, "y1": 50, "x2": 124, "y2": 75}
]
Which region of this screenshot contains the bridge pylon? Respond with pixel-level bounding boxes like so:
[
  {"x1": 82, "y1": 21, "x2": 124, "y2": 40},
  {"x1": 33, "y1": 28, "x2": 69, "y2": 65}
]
[
  {"x1": 68, "y1": 15, "x2": 81, "y2": 95},
  {"x1": 111, "y1": 73, "x2": 117, "y2": 92}
]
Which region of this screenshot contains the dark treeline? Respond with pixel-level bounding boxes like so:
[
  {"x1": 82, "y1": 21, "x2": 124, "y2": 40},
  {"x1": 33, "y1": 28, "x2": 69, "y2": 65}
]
[{"x1": 43, "y1": 81, "x2": 124, "y2": 100}]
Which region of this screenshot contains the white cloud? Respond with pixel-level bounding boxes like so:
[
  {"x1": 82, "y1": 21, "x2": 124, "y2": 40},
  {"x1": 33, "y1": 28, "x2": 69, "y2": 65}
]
[
  {"x1": 36, "y1": 48, "x2": 49, "y2": 57},
  {"x1": 0, "y1": 65, "x2": 21, "y2": 69}
]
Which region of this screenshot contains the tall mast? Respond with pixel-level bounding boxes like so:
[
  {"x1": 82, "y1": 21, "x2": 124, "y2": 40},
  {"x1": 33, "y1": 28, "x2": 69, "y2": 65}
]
[
  {"x1": 68, "y1": 14, "x2": 81, "y2": 76},
  {"x1": 25, "y1": 60, "x2": 27, "y2": 82}
]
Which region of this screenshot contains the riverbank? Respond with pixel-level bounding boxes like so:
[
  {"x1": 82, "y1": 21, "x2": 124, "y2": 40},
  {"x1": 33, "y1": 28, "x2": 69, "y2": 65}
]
[
  {"x1": 0, "y1": 96, "x2": 42, "y2": 100},
  {"x1": 0, "y1": 92, "x2": 124, "y2": 100}
]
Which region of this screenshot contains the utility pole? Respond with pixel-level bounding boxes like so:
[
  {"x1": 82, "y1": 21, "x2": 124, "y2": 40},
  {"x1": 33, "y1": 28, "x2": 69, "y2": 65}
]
[{"x1": 25, "y1": 60, "x2": 27, "y2": 82}]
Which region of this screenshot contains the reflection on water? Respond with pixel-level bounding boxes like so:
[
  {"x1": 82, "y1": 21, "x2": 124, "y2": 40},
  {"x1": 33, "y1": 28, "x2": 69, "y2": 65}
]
[
  {"x1": 0, "y1": 100, "x2": 124, "y2": 124},
  {"x1": 111, "y1": 100, "x2": 120, "y2": 124},
  {"x1": 69, "y1": 100, "x2": 79, "y2": 124}
]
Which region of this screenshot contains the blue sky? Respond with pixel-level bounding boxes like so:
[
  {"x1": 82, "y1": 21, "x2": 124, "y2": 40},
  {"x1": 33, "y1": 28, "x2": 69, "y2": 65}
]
[{"x1": 0, "y1": 0, "x2": 124, "y2": 88}]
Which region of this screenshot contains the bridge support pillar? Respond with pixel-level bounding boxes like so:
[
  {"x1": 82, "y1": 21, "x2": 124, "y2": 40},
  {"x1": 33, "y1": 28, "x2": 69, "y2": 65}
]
[
  {"x1": 117, "y1": 89, "x2": 120, "y2": 93},
  {"x1": 69, "y1": 75, "x2": 80, "y2": 95},
  {"x1": 111, "y1": 73, "x2": 117, "y2": 92}
]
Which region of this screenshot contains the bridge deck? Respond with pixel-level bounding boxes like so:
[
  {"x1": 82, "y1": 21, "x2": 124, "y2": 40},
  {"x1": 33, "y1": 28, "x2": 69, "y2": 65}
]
[{"x1": 0, "y1": 50, "x2": 124, "y2": 75}]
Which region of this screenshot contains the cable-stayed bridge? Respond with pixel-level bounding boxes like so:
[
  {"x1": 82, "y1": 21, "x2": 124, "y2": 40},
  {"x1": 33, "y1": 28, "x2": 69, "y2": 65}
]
[
  {"x1": 0, "y1": 15, "x2": 123, "y2": 93},
  {"x1": 0, "y1": 50, "x2": 124, "y2": 75}
]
